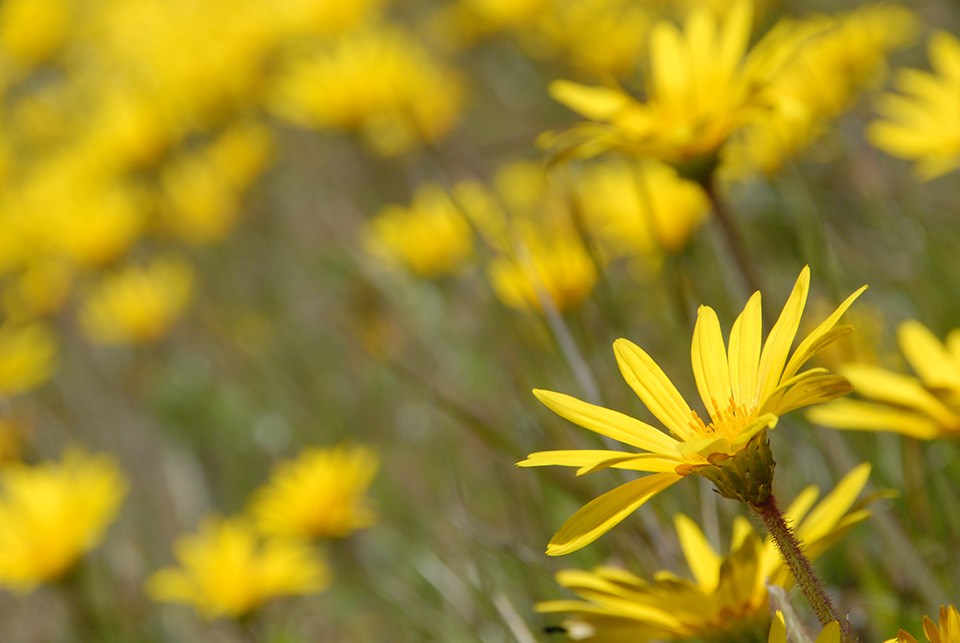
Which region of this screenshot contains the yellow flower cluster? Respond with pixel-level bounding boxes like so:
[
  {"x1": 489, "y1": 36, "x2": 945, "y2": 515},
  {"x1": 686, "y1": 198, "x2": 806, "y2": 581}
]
[{"x1": 889, "y1": 605, "x2": 960, "y2": 643}]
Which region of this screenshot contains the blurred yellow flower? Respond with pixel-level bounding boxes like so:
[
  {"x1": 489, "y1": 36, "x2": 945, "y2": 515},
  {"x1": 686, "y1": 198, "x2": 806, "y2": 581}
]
[
  {"x1": 148, "y1": 517, "x2": 329, "y2": 619},
  {"x1": 869, "y1": 31, "x2": 960, "y2": 180},
  {"x1": 888, "y1": 605, "x2": 960, "y2": 643},
  {"x1": 269, "y1": 25, "x2": 463, "y2": 156},
  {"x1": 0, "y1": 0, "x2": 71, "y2": 68},
  {"x1": 273, "y1": 0, "x2": 381, "y2": 38},
  {"x1": 542, "y1": 1, "x2": 803, "y2": 168},
  {"x1": 539, "y1": 464, "x2": 871, "y2": 641},
  {"x1": 2, "y1": 260, "x2": 73, "y2": 320},
  {"x1": 520, "y1": 267, "x2": 865, "y2": 554},
  {"x1": 250, "y1": 445, "x2": 378, "y2": 540},
  {"x1": 770, "y1": 610, "x2": 841, "y2": 643},
  {"x1": 809, "y1": 320, "x2": 960, "y2": 439},
  {"x1": 0, "y1": 322, "x2": 56, "y2": 396},
  {"x1": 0, "y1": 449, "x2": 127, "y2": 593},
  {"x1": 80, "y1": 257, "x2": 194, "y2": 345},
  {"x1": 363, "y1": 185, "x2": 474, "y2": 278}
]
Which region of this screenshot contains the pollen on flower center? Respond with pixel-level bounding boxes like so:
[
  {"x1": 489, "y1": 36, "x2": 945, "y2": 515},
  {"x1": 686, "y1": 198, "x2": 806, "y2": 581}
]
[{"x1": 689, "y1": 397, "x2": 758, "y2": 440}]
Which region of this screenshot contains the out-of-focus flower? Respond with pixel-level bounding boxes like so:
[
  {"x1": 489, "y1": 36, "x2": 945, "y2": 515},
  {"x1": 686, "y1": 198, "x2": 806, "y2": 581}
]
[
  {"x1": 575, "y1": 159, "x2": 709, "y2": 262},
  {"x1": 809, "y1": 320, "x2": 960, "y2": 439},
  {"x1": 887, "y1": 605, "x2": 960, "y2": 643},
  {"x1": 269, "y1": 25, "x2": 463, "y2": 156},
  {"x1": 0, "y1": 449, "x2": 127, "y2": 593},
  {"x1": 770, "y1": 611, "x2": 841, "y2": 643},
  {"x1": 488, "y1": 229, "x2": 598, "y2": 313},
  {"x1": 541, "y1": 2, "x2": 805, "y2": 170},
  {"x1": 363, "y1": 185, "x2": 474, "y2": 278},
  {"x1": 0, "y1": 0, "x2": 72, "y2": 68},
  {"x1": 2, "y1": 260, "x2": 73, "y2": 320},
  {"x1": 869, "y1": 31, "x2": 960, "y2": 180},
  {"x1": 148, "y1": 517, "x2": 328, "y2": 619},
  {"x1": 80, "y1": 257, "x2": 194, "y2": 345},
  {"x1": 249, "y1": 445, "x2": 378, "y2": 540},
  {"x1": 539, "y1": 465, "x2": 871, "y2": 641},
  {"x1": 520, "y1": 267, "x2": 865, "y2": 554},
  {"x1": 0, "y1": 322, "x2": 56, "y2": 396},
  {"x1": 273, "y1": 0, "x2": 381, "y2": 38}
]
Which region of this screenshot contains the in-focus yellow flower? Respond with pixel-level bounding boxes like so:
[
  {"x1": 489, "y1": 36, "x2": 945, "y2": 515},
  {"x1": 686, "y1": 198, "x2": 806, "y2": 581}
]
[
  {"x1": 770, "y1": 610, "x2": 841, "y2": 643},
  {"x1": 80, "y1": 257, "x2": 194, "y2": 345},
  {"x1": 148, "y1": 517, "x2": 329, "y2": 619},
  {"x1": 541, "y1": 1, "x2": 804, "y2": 169},
  {"x1": 0, "y1": 322, "x2": 56, "y2": 396},
  {"x1": 539, "y1": 464, "x2": 871, "y2": 641},
  {"x1": 809, "y1": 320, "x2": 960, "y2": 439},
  {"x1": 520, "y1": 267, "x2": 865, "y2": 554},
  {"x1": 269, "y1": 25, "x2": 463, "y2": 156},
  {"x1": 887, "y1": 605, "x2": 960, "y2": 643},
  {"x1": 363, "y1": 185, "x2": 475, "y2": 278},
  {"x1": 869, "y1": 31, "x2": 960, "y2": 180},
  {"x1": 0, "y1": 449, "x2": 127, "y2": 593},
  {"x1": 249, "y1": 445, "x2": 378, "y2": 540}
]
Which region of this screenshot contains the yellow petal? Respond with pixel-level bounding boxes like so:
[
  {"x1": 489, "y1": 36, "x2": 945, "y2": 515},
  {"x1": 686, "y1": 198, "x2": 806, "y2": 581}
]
[
  {"x1": 807, "y1": 400, "x2": 945, "y2": 439},
  {"x1": 782, "y1": 284, "x2": 867, "y2": 381},
  {"x1": 533, "y1": 389, "x2": 681, "y2": 454},
  {"x1": 614, "y1": 339, "x2": 697, "y2": 440},
  {"x1": 767, "y1": 373, "x2": 853, "y2": 416},
  {"x1": 795, "y1": 463, "x2": 870, "y2": 545},
  {"x1": 546, "y1": 473, "x2": 682, "y2": 555},
  {"x1": 728, "y1": 292, "x2": 761, "y2": 407},
  {"x1": 549, "y1": 81, "x2": 631, "y2": 121},
  {"x1": 674, "y1": 514, "x2": 720, "y2": 590},
  {"x1": 898, "y1": 320, "x2": 960, "y2": 390},
  {"x1": 843, "y1": 364, "x2": 959, "y2": 427},
  {"x1": 816, "y1": 622, "x2": 841, "y2": 643},
  {"x1": 769, "y1": 610, "x2": 787, "y2": 643},
  {"x1": 757, "y1": 266, "x2": 810, "y2": 402},
  {"x1": 517, "y1": 450, "x2": 682, "y2": 475},
  {"x1": 692, "y1": 306, "x2": 732, "y2": 425}
]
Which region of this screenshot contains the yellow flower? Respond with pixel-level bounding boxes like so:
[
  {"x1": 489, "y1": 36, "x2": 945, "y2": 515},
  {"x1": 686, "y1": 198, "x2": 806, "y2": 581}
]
[
  {"x1": 887, "y1": 605, "x2": 960, "y2": 643},
  {"x1": 148, "y1": 517, "x2": 329, "y2": 619},
  {"x1": 539, "y1": 465, "x2": 871, "y2": 641},
  {"x1": 519, "y1": 266, "x2": 865, "y2": 554},
  {"x1": 0, "y1": 449, "x2": 127, "y2": 593},
  {"x1": 269, "y1": 25, "x2": 463, "y2": 156},
  {"x1": 363, "y1": 185, "x2": 475, "y2": 278},
  {"x1": 770, "y1": 610, "x2": 841, "y2": 643},
  {"x1": 809, "y1": 320, "x2": 960, "y2": 439},
  {"x1": 0, "y1": 322, "x2": 56, "y2": 396},
  {"x1": 0, "y1": 0, "x2": 71, "y2": 68},
  {"x1": 80, "y1": 257, "x2": 194, "y2": 345},
  {"x1": 273, "y1": 0, "x2": 381, "y2": 38},
  {"x1": 868, "y1": 31, "x2": 960, "y2": 180},
  {"x1": 249, "y1": 445, "x2": 378, "y2": 540},
  {"x1": 541, "y1": 1, "x2": 804, "y2": 168}
]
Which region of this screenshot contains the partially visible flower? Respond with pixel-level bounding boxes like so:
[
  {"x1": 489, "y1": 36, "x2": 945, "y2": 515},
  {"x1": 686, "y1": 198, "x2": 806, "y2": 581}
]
[
  {"x1": 520, "y1": 266, "x2": 865, "y2": 554},
  {"x1": 0, "y1": 449, "x2": 127, "y2": 593},
  {"x1": 249, "y1": 445, "x2": 378, "y2": 540},
  {"x1": 0, "y1": 322, "x2": 56, "y2": 396},
  {"x1": 363, "y1": 185, "x2": 474, "y2": 278},
  {"x1": 148, "y1": 517, "x2": 329, "y2": 619},
  {"x1": 538, "y1": 464, "x2": 871, "y2": 641},
  {"x1": 80, "y1": 257, "x2": 194, "y2": 345},
  {"x1": 273, "y1": 0, "x2": 381, "y2": 38},
  {"x1": 269, "y1": 25, "x2": 463, "y2": 156},
  {"x1": 808, "y1": 320, "x2": 960, "y2": 439},
  {"x1": 868, "y1": 31, "x2": 960, "y2": 180},
  {"x1": 887, "y1": 605, "x2": 960, "y2": 643},
  {"x1": 770, "y1": 610, "x2": 841, "y2": 643},
  {"x1": 0, "y1": 0, "x2": 71, "y2": 68}
]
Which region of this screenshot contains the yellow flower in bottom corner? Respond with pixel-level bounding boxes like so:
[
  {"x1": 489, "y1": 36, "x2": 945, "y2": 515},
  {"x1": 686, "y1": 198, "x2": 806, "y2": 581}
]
[
  {"x1": 0, "y1": 449, "x2": 127, "y2": 593},
  {"x1": 249, "y1": 445, "x2": 378, "y2": 540},
  {"x1": 770, "y1": 611, "x2": 840, "y2": 643},
  {"x1": 148, "y1": 518, "x2": 329, "y2": 619},
  {"x1": 888, "y1": 605, "x2": 960, "y2": 643}
]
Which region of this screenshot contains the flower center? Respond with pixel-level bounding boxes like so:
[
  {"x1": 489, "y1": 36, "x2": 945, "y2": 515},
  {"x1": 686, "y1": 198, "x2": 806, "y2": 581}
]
[{"x1": 688, "y1": 396, "x2": 758, "y2": 441}]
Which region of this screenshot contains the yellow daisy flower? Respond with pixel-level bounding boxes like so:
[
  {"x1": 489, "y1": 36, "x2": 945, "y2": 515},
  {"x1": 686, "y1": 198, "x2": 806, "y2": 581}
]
[
  {"x1": 539, "y1": 464, "x2": 871, "y2": 641},
  {"x1": 0, "y1": 449, "x2": 127, "y2": 593},
  {"x1": 808, "y1": 320, "x2": 960, "y2": 439},
  {"x1": 249, "y1": 445, "x2": 378, "y2": 540},
  {"x1": 868, "y1": 31, "x2": 960, "y2": 180},
  {"x1": 888, "y1": 605, "x2": 960, "y2": 643},
  {"x1": 520, "y1": 266, "x2": 865, "y2": 554},
  {"x1": 770, "y1": 610, "x2": 841, "y2": 643},
  {"x1": 148, "y1": 517, "x2": 329, "y2": 619},
  {"x1": 0, "y1": 321, "x2": 56, "y2": 396}
]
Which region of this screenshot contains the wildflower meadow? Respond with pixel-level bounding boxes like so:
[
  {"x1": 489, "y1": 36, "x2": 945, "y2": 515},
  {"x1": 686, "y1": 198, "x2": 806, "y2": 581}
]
[{"x1": 1, "y1": 0, "x2": 960, "y2": 641}]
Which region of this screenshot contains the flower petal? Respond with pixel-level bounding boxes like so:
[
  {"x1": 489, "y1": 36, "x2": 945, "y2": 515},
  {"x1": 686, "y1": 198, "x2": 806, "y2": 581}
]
[
  {"x1": 757, "y1": 266, "x2": 809, "y2": 402},
  {"x1": 614, "y1": 339, "x2": 697, "y2": 440},
  {"x1": 782, "y1": 283, "x2": 867, "y2": 381},
  {"x1": 674, "y1": 514, "x2": 721, "y2": 590},
  {"x1": 898, "y1": 320, "x2": 960, "y2": 390},
  {"x1": 517, "y1": 450, "x2": 682, "y2": 475},
  {"x1": 692, "y1": 306, "x2": 732, "y2": 425},
  {"x1": 546, "y1": 473, "x2": 682, "y2": 555},
  {"x1": 807, "y1": 400, "x2": 944, "y2": 439},
  {"x1": 729, "y1": 291, "x2": 761, "y2": 407}
]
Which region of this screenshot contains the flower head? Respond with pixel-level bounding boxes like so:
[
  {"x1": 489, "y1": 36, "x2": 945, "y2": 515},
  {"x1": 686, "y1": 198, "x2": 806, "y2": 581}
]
[
  {"x1": 520, "y1": 266, "x2": 865, "y2": 554},
  {"x1": 249, "y1": 445, "x2": 378, "y2": 540},
  {"x1": 538, "y1": 464, "x2": 871, "y2": 641},
  {"x1": 808, "y1": 320, "x2": 960, "y2": 439},
  {"x1": 868, "y1": 31, "x2": 960, "y2": 180},
  {"x1": 0, "y1": 449, "x2": 127, "y2": 593},
  {"x1": 888, "y1": 605, "x2": 960, "y2": 643},
  {"x1": 148, "y1": 517, "x2": 329, "y2": 619}
]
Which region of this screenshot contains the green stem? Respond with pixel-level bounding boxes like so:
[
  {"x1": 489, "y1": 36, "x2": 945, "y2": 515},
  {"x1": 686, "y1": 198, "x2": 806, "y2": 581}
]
[{"x1": 750, "y1": 495, "x2": 857, "y2": 643}]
